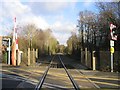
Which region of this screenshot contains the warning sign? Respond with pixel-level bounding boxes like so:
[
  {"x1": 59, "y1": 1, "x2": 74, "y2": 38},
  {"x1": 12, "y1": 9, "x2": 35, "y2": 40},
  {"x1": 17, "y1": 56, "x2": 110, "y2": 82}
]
[
  {"x1": 110, "y1": 47, "x2": 114, "y2": 54},
  {"x1": 110, "y1": 40, "x2": 114, "y2": 47}
]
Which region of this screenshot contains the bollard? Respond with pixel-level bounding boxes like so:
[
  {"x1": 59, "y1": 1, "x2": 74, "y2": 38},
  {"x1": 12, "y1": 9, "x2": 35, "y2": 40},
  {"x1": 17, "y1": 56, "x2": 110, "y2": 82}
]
[{"x1": 28, "y1": 48, "x2": 30, "y2": 66}]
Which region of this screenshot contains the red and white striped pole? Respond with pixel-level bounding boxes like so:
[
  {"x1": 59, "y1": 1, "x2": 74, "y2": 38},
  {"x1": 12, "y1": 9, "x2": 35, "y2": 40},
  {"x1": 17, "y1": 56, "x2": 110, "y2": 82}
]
[
  {"x1": 15, "y1": 17, "x2": 19, "y2": 66},
  {"x1": 15, "y1": 18, "x2": 18, "y2": 51},
  {"x1": 12, "y1": 17, "x2": 18, "y2": 66}
]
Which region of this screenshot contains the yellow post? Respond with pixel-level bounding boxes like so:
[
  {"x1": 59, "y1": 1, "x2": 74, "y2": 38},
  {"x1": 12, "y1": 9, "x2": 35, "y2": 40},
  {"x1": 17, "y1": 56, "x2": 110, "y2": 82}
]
[
  {"x1": 36, "y1": 49, "x2": 38, "y2": 59},
  {"x1": 28, "y1": 48, "x2": 30, "y2": 66},
  {"x1": 93, "y1": 51, "x2": 96, "y2": 70},
  {"x1": 110, "y1": 46, "x2": 114, "y2": 72}
]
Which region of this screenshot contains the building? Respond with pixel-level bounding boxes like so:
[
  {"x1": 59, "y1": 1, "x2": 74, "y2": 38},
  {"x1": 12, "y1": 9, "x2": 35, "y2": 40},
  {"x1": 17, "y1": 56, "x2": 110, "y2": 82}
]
[{"x1": 0, "y1": 36, "x2": 11, "y2": 63}]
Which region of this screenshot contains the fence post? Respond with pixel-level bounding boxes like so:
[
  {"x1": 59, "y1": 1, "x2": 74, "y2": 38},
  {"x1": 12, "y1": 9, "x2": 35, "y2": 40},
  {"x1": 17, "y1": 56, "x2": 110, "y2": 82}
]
[
  {"x1": 36, "y1": 49, "x2": 38, "y2": 59},
  {"x1": 80, "y1": 48, "x2": 83, "y2": 63},
  {"x1": 28, "y1": 48, "x2": 30, "y2": 66},
  {"x1": 17, "y1": 50, "x2": 20, "y2": 66},
  {"x1": 93, "y1": 51, "x2": 96, "y2": 70},
  {"x1": 85, "y1": 48, "x2": 88, "y2": 66},
  {"x1": 33, "y1": 48, "x2": 35, "y2": 63}
]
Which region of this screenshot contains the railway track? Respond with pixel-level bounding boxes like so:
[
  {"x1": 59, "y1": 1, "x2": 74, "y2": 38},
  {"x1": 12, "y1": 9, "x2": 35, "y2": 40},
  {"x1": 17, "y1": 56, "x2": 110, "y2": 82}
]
[
  {"x1": 35, "y1": 55, "x2": 80, "y2": 90},
  {"x1": 2, "y1": 55, "x2": 119, "y2": 89},
  {"x1": 15, "y1": 55, "x2": 99, "y2": 90},
  {"x1": 60, "y1": 55, "x2": 100, "y2": 89}
]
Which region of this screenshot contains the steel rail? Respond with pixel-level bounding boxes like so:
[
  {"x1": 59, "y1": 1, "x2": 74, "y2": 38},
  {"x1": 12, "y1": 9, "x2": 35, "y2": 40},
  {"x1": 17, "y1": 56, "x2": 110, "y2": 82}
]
[
  {"x1": 34, "y1": 55, "x2": 55, "y2": 90},
  {"x1": 74, "y1": 67, "x2": 100, "y2": 89},
  {"x1": 58, "y1": 55, "x2": 80, "y2": 90}
]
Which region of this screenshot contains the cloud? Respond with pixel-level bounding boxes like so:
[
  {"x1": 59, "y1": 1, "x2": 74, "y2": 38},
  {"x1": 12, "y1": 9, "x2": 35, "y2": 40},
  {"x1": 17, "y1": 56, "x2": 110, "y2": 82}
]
[
  {"x1": 22, "y1": 0, "x2": 78, "y2": 2},
  {"x1": 23, "y1": 1, "x2": 77, "y2": 15},
  {"x1": 1, "y1": 0, "x2": 77, "y2": 45},
  {"x1": 51, "y1": 21, "x2": 76, "y2": 45},
  {"x1": 19, "y1": 15, "x2": 49, "y2": 29},
  {"x1": 43, "y1": 2, "x2": 69, "y2": 12},
  {"x1": 1, "y1": 0, "x2": 31, "y2": 18},
  {"x1": 1, "y1": 0, "x2": 49, "y2": 34},
  {"x1": 1, "y1": 0, "x2": 32, "y2": 35},
  {"x1": 53, "y1": 32, "x2": 71, "y2": 46},
  {"x1": 51, "y1": 21, "x2": 75, "y2": 33}
]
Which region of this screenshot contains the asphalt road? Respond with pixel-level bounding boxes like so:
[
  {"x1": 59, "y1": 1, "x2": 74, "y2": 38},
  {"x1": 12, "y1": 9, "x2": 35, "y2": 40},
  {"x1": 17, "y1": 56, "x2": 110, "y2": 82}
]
[{"x1": 1, "y1": 73, "x2": 36, "y2": 90}]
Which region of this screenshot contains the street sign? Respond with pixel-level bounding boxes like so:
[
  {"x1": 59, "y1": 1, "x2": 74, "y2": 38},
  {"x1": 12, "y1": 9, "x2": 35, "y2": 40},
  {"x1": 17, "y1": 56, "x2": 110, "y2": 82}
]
[
  {"x1": 7, "y1": 47, "x2": 11, "y2": 51},
  {"x1": 110, "y1": 40, "x2": 114, "y2": 47},
  {"x1": 110, "y1": 47, "x2": 114, "y2": 54}
]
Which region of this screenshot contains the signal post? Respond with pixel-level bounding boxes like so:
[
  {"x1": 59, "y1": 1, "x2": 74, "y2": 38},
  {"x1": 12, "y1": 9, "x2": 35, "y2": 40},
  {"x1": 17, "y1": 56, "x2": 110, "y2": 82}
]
[{"x1": 110, "y1": 23, "x2": 117, "y2": 72}]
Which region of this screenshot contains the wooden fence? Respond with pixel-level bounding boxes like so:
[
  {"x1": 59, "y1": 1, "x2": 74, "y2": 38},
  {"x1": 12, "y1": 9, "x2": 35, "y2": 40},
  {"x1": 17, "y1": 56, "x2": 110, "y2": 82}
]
[
  {"x1": 22, "y1": 48, "x2": 38, "y2": 66},
  {"x1": 81, "y1": 49, "x2": 120, "y2": 72}
]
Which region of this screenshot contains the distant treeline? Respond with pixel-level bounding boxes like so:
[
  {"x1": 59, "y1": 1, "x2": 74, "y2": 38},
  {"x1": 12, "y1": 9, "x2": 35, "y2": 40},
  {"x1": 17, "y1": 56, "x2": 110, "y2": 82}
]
[{"x1": 66, "y1": 2, "x2": 120, "y2": 55}]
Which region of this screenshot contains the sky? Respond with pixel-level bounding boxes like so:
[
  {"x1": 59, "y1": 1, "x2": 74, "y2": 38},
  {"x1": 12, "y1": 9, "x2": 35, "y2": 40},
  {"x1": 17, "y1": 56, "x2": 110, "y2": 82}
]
[{"x1": 0, "y1": 0, "x2": 109, "y2": 46}]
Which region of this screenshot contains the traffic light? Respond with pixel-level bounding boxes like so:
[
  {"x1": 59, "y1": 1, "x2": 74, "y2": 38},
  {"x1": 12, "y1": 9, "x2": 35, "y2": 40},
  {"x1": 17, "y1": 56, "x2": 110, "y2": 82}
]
[
  {"x1": 112, "y1": 27, "x2": 117, "y2": 37},
  {"x1": 110, "y1": 23, "x2": 117, "y2": 41}
]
